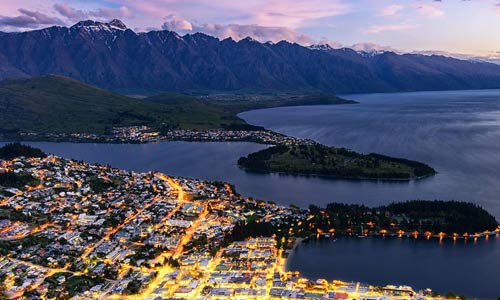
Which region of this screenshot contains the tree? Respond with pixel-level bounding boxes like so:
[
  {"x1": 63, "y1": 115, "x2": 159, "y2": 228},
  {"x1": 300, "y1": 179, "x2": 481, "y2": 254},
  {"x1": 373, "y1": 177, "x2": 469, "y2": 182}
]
[
  {"x1": 124, "y1": 279, "x2": 142, "y2": 295},
  {"x1": 0, "y1": 143, "x2": 47, "y2": 160}
]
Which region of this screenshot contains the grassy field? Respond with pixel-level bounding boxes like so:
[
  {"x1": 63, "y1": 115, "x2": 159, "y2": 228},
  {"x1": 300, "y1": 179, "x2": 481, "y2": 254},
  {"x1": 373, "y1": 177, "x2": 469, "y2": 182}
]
[
  {"x1": 238, "y1": 144, "x2": 437, "y2": 180},
  {"x1": 0, "y1": 76, "x2": 354, "y2": 135}
]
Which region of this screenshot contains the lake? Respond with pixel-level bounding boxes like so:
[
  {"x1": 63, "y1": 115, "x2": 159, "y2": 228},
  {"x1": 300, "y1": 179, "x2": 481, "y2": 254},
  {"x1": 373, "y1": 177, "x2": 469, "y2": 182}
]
[
  {"x1": 241, "y1": 89, "x2": 500, "y2": 219},
  {"x1": 2, "y1": 141, "x2": 447, "y2": 212},
  {"x1": 286, "y1": 235, "x2": 499, "y2": 299},
  {"x1": 2, "y1": 89, "x2": 500, "y2": 298},
  {"x1": 241, "y1": 89, "x2": 500, "y2": 298},
  {"x1": 7, "y1": 90, "x2": 500, "y2": 218}
]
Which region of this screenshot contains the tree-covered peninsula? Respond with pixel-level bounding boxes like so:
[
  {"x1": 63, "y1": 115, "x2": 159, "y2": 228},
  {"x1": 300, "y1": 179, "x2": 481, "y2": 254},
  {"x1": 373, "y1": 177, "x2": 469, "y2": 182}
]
[
  {"x1": 0, "y1": 143, "x2": 47, "y2": 160},
  {"x1": 304, "y1": 200, "x2": 499, "y2": 236},
  {"x1": 238, "y1": 144, "x2": 436, "y2": 180}
]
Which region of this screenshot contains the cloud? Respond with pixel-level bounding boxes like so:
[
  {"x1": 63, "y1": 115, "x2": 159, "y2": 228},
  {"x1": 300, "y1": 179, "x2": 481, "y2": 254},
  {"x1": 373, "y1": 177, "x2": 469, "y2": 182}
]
[
  {"x1": 112, "y1": 0, "x2": 351, "y2": 29},
  {"x1": 495, "y1": 2, "x2": 500, "y2": 14},
  {"x1": 205, "y1": 24, "x2": 313, "y2": 44},
  {"x1": 417, "y1": 4, "x2": 444, "y2": 17},
  {"x1": 379, "y1": 5, "x2": 404, "y2": 16},
  {"x1": 91, "y1": 6, "x2": 133, "y2": 19},
  {"x1": 54, "y1": 3, "x2": 133, "y2": 22},
  {"x1": 248, "y1": 0, "x2": 351, "y2": 28},
  {"x1": 161, "y1": 15, "x2": 193, "y2": 31},
  {"x1": 161, "y1": 15, "x2": 314, "y2": 44},
  {"x1": 53, "y1": 3, "x2": 86, "y2": 21},
  {"x1": 0, "y1": 8, "x2": 63, "y2": 28},
  {"x1": 412, "y1": 49, "x2": 500, "y2": 65},
  {"x1": 351, "y1": 42, "x2": 399, "y2": 53},
  {"x1": 362, "y1": 23, "x2": 417, "y2": 34},
  {"x1": 316, "y1": 38, "x2": 343, "y2": 48}
]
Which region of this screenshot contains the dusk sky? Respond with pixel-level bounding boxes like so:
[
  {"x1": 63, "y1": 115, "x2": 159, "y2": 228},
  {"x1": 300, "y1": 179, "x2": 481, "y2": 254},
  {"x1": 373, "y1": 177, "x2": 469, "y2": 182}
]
[{"x1": 0, "y1": 0, "x2": 499, "y2": 61}]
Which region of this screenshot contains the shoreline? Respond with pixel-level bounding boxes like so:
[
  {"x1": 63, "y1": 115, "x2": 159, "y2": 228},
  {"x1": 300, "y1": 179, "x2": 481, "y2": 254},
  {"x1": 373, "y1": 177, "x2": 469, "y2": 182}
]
[
  {"x1": 238, "y1": 165, "x2": 437, "y2": 182},
  {"x1": 285, "y1": 231, "x2": 500, "y2": 267},
  {"x1": 283, "y1": 237, "x2": 305, "y2": 272},
  {"x1": 1, "y1": 135, "x2": 438, "y2": 182},
  {"x1": 283, "y1": 234, "x2": 499, "y2": 299}
]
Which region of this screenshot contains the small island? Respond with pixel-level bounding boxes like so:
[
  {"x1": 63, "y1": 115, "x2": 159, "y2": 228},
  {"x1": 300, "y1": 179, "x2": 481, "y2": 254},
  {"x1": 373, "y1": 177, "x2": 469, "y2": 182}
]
[{"x1": 238, "y1": 144, "x2": 436, "y2": 180}]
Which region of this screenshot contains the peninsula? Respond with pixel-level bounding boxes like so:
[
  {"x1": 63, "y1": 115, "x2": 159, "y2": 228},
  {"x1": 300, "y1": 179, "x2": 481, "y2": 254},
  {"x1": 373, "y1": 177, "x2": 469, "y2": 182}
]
[
  {"x1": 0, "y1": 76, "x2": 437, "y2": 182},
  {"x1": 238, "y1": 144, "x2": 437, "y2": 180}
]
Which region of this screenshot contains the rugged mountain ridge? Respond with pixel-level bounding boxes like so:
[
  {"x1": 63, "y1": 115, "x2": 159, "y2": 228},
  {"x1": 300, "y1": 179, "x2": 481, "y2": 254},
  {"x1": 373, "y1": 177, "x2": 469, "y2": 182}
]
[{"x1": 1, "y1": 19, "x2": 500, "y2": 94}]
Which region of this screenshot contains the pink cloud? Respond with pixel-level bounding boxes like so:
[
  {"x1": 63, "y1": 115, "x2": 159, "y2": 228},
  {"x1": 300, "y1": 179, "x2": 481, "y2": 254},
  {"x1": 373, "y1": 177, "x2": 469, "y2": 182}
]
[
  {"x1": 110, "y1": 0, "x2": 351, "y2": 29},
  {"x1": 0, "y1": 8, "x2": 64, "y2": 29},
  {"x1": 379, "y1": 5, "x2": 404, "y2": 17},
  {"x1": 247, "y1": 0, "x2": 351, "y2": 28},
  {"x1": 53, "y1": 3, "x2": 87, "y2": 20},
  {"x1": 495, "y1": 3, "x2": 500, "y2": 14},
  {"x1": 161, "y1": 15, "x2": 314, "y2": 45},
  {"x1": 54, "y1": 3, "x2": 133, "y2": 22},
  {"x1": 417, "y1": 4, "x2": 444, "y2": 17},
  {"x1": 362, "y1": 23, "x2": 417, "y2": 34},
  {"x1": 161, "y1": 15, "x2": 193, "y2": 31}
]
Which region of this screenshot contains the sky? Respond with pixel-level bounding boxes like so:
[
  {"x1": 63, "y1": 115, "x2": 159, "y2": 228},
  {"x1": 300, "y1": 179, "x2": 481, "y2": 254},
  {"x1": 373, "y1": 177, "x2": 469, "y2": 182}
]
[{"x1": 0, "y1": 0, "x2": 499, "y2": 62}]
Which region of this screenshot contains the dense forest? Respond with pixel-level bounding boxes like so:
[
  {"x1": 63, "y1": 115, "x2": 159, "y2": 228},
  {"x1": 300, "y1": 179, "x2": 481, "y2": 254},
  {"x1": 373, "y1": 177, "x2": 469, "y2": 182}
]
[
  {"x1": 0, "y1": 172, "x2": 38, "y2": 189},
  {"x1": 214, "y1": 200, "x2": 498, "y2": 255},
  {"x1": 238, "y1": 144, "x2": 436, "y2": 180},
  {"x1": 303, "y1": 200, "x2": 499, "y2": 235},
  {"x1": 0, "y1": 143, "x2": 47, "y2": 160}
]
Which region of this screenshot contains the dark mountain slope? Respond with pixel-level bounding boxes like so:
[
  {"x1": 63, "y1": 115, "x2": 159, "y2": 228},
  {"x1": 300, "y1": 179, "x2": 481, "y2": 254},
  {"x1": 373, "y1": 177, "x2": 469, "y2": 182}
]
[
  {"x1": 1, "y1": 20, "x2": 500, "y2": 94},
  {"x1": 0, "y1": 76, "x2": 352, "y2": 135},
  {"x1": 0, "y1": 75, "x2": 163, "y2": 134}
]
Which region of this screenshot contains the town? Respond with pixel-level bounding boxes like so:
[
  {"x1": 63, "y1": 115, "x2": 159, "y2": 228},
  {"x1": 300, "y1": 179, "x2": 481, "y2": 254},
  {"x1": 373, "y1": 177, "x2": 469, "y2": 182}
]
[
  {"x1": 0, "y1": 152, "x2": 448, "y2": 299},
  {"x1": 15, "y1": 126, "x2": 316, "y2": 146}
]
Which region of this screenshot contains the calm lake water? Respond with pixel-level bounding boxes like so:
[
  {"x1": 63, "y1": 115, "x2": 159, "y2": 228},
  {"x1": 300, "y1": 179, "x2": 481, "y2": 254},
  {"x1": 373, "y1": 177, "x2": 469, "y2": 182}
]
[
  {"x1": 2, "y1": 141, "x2": 447, "y2": 212},
  {"x1": 241, "y1": 89, "x2": 500, "y2": 220},
  {"x1": 286, "y1": 236, "x2": 499, "y2": 299},
  {"x1": 240, "y1": 89, "x2": 500, "y2": 298},
  {"x1": 2, "y1": 89, "x2": 500, "y2": 298}
]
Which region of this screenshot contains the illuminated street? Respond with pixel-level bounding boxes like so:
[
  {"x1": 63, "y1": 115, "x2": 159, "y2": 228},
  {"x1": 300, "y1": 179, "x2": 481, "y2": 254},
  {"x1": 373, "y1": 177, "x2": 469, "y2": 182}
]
[{"x1": 1, "y1": 154, "x2": 497, "y2": 299}]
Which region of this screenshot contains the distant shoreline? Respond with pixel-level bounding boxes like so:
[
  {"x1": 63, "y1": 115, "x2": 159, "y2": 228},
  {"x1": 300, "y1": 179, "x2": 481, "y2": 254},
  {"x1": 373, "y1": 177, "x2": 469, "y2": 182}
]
[
  {"x1": 238, "y1": 165, "x2": 436, "y2": 182},
  {"x1": 284, "y1": 232, "x2": 500, "y2": 271}
]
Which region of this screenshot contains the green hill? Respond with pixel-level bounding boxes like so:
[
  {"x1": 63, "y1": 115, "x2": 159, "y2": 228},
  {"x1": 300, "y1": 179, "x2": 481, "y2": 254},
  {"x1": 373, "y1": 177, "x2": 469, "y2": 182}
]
[
  {"x1": 147, "y1": 93, "x2": 355, "y2": 118},
  {"x1": 0, "y1": 76, "x2": 161, "y2": 134},
  {"x1": 0, "y1": 76, "x2": 246, "y2": 135},
  {"x1": 238, "y1": 144, "x2": 437, "y2": 180},
  {"x1": 143, "y1": 93, "x2": 251, "y2": 131},
  {"x1": 0, "y1": 76, "x2": 354, "y2": 136}
]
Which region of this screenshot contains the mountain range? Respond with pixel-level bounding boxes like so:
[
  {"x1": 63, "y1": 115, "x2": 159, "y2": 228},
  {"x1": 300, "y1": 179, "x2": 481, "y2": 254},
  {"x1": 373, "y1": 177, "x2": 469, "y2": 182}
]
[{"x1": 2, "y1": 19, "x2": 500, "y2": 94}]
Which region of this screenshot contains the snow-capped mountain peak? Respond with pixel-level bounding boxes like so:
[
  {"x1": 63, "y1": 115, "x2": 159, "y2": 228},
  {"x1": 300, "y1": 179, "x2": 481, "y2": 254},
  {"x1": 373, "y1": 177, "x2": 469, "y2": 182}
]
[
  {"x1": 308, "y1": 44, "x2": 334, "y2": 51},
  {"x1": 108, "y1": 19, "x2": 127, "y2": 30},
  {"x1": 71, "y1": 19, "x2": 128, "y2": 32}
]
